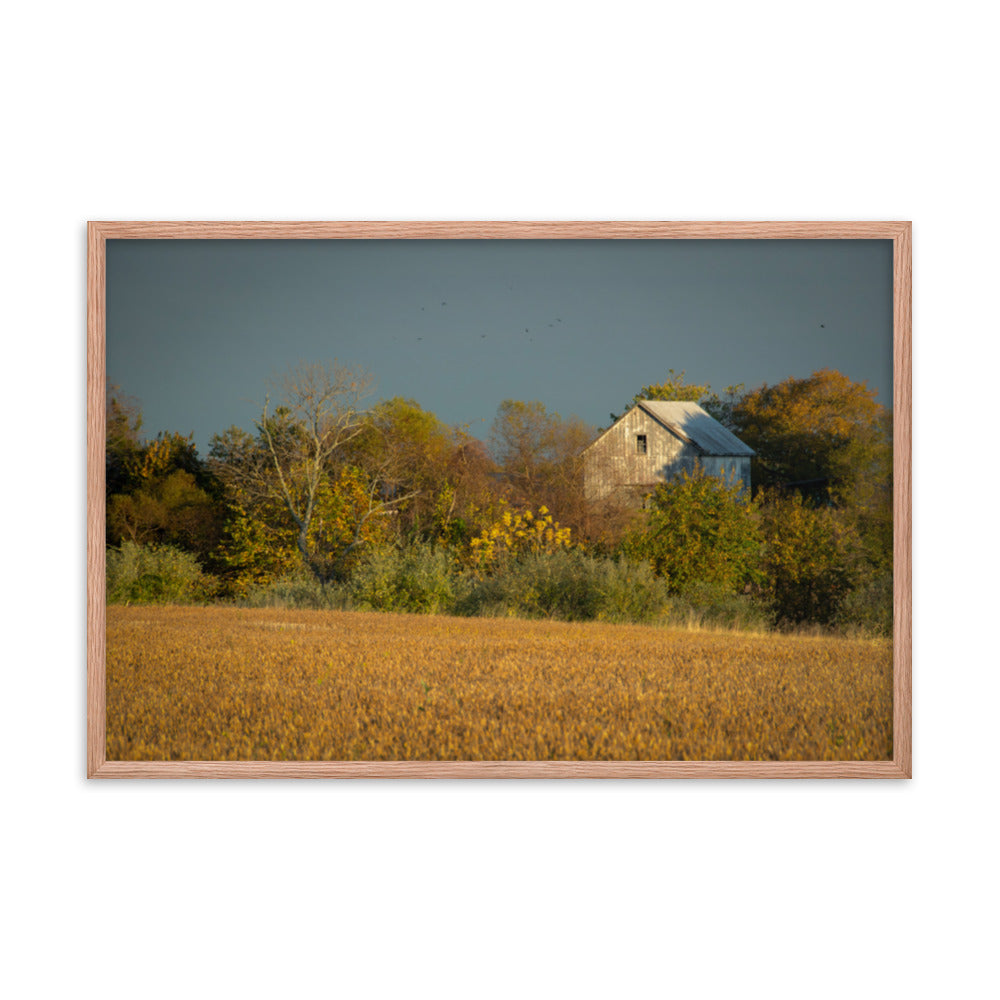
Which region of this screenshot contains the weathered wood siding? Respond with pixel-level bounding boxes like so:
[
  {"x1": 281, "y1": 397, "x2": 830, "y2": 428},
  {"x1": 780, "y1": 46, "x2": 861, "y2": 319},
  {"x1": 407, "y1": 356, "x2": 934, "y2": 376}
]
[
  {"x1": 584, "y1": 409, "x2": 751, "y2": 501},
  {"x1": 698, "y1": 455, "x2": 752, "y2": 494},
  {"x1": 584, "y1": 408, "x2": 694, "y2": 501}
]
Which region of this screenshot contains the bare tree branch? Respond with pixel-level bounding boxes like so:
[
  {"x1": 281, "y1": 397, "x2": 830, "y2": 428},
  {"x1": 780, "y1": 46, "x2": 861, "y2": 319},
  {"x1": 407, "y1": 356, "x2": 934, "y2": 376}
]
[{"x1": 211, "y1": 362, "x2": 431, "y2": 584}]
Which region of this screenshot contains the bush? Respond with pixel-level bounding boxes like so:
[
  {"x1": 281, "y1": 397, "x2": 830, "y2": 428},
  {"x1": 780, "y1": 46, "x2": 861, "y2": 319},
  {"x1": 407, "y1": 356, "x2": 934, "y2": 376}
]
[
  {"x1": 834, "y1": 573, "x2": 893, "y2": 637},
  {"x1": 454, "y1": 550, "x2": 669, "y2": 623},
  {"x1": 349, "y1": 542, "x2": 456, "y2": 614},
  {"x1": 660, "y1": 581, "x2": 772, "y2": 633},
  {"x1": 107, "y1": 541, "x2": 213, "y2": 604},
  {"x1": 758, "y1": 493, "x2": 863, "y2": 626},
  {"x1": 589, "y1": 556, "x2": 671, "y2": 623},
  {"x1": 621, "y1": 470, "x2": 761, "y2": 594},
  {"x1": 239, "y1": 571, "x2": 352, "y2": 610}
]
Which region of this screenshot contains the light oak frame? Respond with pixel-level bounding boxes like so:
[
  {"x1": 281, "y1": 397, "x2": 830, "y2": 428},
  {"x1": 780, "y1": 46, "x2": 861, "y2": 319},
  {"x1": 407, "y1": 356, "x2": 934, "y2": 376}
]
[{"x1": 87, "y1": 221, "x2": 912, "y2": 778}]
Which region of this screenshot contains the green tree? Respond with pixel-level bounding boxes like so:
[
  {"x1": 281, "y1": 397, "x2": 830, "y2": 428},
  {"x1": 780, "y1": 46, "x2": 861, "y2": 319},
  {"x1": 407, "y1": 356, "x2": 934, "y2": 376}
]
[
  {"x1": 108, "y1": 467, "x2": 221, "y2": 557},
  {"x1": 610, "y1": 369, "x2": 746, "y2": 434},
  {"x1": 105, "y1": 385, "x2": 143, "y2": 498},
  {"x1": 611, "y1": 369, "x2": 722, "y2": 422},
  {"x1": 622, "y1": 468, "x2": 761, "y2": 594},
  {"x1": 105, "y1": 392, "x2": 224, "y2": 564}
]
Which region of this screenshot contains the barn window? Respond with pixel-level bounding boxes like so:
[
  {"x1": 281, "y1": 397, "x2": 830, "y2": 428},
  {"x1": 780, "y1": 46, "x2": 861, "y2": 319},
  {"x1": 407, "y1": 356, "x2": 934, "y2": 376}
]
[{"x1": 636, "y1": 434, "x2": 647, "y2": 455}]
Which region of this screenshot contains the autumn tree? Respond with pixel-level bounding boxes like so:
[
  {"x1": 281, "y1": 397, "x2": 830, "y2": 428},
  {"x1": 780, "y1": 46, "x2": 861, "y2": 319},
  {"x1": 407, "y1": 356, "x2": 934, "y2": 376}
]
[
  {"x1": 609, "y1": 368, "x2": 746, "y2": 431},
  {"x1": 613, "y1": 369, "x2": 713, "y2": 420},
  {"x1": 345, "y1": 397, "x2": 458, "y2": 541},
  {"x1": 488, "y1": 400, "x2": 593, "y2": 533},
  {"x1": 107, "y1": 457, "x2": 222, "y2": 558},
  {"x1": 757, "y1": 491, "x2": 864, "y2": 626},
  {"x1": 730, "y1": 369, "x2": 890, "y2": 498},
  {"x1": 209, "y1": 362, "x2": 408, "y2": 586},
  {"x1": 432, "y1": 434, "x2": 502, "y2": 547},
  {"x1": 489, "y1": 400, "x2": 559, "y2": 498}
]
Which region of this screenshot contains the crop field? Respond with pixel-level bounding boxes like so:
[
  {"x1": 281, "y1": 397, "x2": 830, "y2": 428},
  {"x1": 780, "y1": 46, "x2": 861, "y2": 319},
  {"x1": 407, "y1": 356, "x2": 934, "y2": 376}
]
[{"x1": 106, "y1": 606, "x2": 892, "y2": 761}]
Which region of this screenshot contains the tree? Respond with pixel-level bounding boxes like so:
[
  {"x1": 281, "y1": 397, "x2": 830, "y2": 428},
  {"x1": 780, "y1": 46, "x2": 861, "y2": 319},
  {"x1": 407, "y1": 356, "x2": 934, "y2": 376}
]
[
  {"x1": 730, "y1": 368, "x2": 890, "y2": 500},
  {"x1": 209, "y1": 363, "x2": 409, "y2": 585},
  {"x1": 489, "y1": 400, "x2": 560, "y2": 498},
  {"x1": 108, "y1": 467, "x2": 221, "y2": 556},
  {"x1": 464, "y1": 502, "x2": 574, "y2": 575},
  {"x1": 345, "y1": 397, "x2": 458, "y2": 541},
  {"x1": 488, "y1": 400, "x2": 594, "y2": 533},
  {"x1": 757, "y1": 491, "x2": 864, "y2": 626},
  {"x1": 105, "y1": 392, "x2": 224, "y2": 563},
  {"x1": 609, "y1": 369, "x2": 746, "y2": 433},
  {"x1": 610, "y1": 369, "x2": 714, "y2": 424},
  {"x1": 105, "y1": 386, "x2": 143, "y2": 499},
  {"x1": 622, "y1": 469, "x2": 761, "y2": 595},
  {"x1": 432, "y1": 434, "x2": 502, "y2": 548}
]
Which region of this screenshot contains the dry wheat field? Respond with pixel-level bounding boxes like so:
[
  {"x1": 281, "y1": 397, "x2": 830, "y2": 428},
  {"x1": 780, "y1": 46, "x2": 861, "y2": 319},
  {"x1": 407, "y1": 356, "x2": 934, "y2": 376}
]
[{"x1": 106, "y1": 606, "x2": 892, "y2": 761}]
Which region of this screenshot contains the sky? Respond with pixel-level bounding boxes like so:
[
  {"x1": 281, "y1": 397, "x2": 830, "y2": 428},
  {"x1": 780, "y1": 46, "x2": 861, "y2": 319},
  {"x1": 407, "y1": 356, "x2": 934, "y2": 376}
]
[{"x1": 106, "y1": 238, "x2": 893, "y2": 453}]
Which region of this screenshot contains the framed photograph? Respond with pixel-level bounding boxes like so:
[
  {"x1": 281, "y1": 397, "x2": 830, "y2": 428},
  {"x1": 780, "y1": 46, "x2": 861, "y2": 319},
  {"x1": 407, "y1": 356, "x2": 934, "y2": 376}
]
[{"x1": 88, "y1": 221, "x2": 911, "y2": 778}]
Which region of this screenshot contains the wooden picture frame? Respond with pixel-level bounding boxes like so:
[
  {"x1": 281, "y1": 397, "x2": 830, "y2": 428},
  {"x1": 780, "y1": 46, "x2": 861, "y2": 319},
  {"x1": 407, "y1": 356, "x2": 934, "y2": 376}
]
[{"x1": 88, "y1": 221, "x2": 911, "y2": 778}]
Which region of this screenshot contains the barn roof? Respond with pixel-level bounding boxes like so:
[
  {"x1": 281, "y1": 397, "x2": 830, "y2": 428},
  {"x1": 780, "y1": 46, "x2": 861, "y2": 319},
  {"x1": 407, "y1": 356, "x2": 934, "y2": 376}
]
[{"x1": 637, "y1": 400, "x2": 755, "y2": 457}]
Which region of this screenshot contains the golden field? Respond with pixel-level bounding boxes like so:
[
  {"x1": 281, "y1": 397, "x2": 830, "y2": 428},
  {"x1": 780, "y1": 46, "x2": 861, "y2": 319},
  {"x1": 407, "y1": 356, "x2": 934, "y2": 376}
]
[{"x1": 106, "y1": 606, "x2": 892, "y2": 761}]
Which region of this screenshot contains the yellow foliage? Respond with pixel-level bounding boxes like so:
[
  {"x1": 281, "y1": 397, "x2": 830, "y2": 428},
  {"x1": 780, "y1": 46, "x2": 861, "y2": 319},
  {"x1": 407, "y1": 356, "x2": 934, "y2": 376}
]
[{"x1": 463, "y1": 501, "x2": 573, "y2": 572}]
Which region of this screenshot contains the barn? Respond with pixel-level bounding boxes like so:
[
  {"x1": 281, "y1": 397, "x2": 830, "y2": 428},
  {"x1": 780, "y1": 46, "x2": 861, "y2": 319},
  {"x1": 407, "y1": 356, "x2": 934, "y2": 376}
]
[{"x1": 583, "y1": 400, "x2": 755, "y2": 503}]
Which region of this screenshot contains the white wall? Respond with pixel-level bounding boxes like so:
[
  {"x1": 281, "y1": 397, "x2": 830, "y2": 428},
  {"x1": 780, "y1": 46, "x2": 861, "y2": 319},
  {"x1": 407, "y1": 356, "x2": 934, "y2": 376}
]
[{"x1": 4, "y1": 3, "x2": 995, "y2": 998}]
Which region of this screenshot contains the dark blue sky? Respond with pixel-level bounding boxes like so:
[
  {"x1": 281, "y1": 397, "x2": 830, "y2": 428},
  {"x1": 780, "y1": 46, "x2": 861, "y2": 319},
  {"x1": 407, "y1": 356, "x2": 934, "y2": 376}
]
[{"x1": 106, "y1": 238, "x2": 893, "y2": 453}]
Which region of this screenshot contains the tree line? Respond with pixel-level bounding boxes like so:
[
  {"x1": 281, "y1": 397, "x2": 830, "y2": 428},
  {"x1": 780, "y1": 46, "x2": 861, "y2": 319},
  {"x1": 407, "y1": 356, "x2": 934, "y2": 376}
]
[{"x1": 105, "y1": 363, "x2": 892, "y2": 634}]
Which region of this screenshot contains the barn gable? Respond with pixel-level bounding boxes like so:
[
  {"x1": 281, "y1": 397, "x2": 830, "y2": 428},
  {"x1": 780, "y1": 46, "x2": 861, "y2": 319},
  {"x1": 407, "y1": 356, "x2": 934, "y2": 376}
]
[{"x1": 583, "y1": 400, "x2": 754, "y2": 503}]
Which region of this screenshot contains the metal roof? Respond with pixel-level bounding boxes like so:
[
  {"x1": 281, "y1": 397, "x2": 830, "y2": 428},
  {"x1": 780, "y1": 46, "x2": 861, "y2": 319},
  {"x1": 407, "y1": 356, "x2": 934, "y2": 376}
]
[{"x1": 637, "y1": 400, "x2": 755, "y2": 457}]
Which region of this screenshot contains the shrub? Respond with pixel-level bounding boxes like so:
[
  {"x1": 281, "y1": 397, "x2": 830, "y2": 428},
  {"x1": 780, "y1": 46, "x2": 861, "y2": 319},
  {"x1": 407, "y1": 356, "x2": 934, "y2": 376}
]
[
  {"x1": 834, "y1": 573, "x2": 893, "y2": 637},
  {"x1": 660, "y1": 581, "x2": 772, "y2": 633},
  {"x1": 107, "y1": 541, "x2": 213, "y2": 604},
  {"x1": 454, "y1": 550, "x2": 669, "y2": 624},
  {"x1": 758, "y1": 493, "x2": 863, "y2": 626},
  {"x1": 590, "y1": 556, "x2": 671, "y2": 623},
  {"x1": 464, "y1": 503, "x2": 573, "y2": 573},
  {"x1": 239, "y1": 572, "x2": 352, "y2": 610},
  {"x1": 622, "y1": 470, "x2": 761, "y2": 594},
  {"x1": 350, "y1": 542, "x2": 456, "y2": 614}
]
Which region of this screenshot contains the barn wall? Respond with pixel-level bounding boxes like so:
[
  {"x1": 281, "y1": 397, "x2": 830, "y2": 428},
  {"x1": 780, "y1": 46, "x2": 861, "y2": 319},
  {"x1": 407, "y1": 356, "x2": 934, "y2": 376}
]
[
  {"x1": 584, "y1": 411, "x2": 751, "y2": 501},
  {"x1": 699, "y1": 456, "x2": 752, "y2": 493},
  {"x1": 584, "y1": 408, "x2": 697, "y2": 501}
]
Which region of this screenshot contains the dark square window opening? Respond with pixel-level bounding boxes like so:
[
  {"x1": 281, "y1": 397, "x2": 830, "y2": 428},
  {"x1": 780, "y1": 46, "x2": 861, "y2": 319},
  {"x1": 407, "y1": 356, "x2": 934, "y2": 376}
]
[{"x1": 636, "y1": 434, "x2": 647, "y2": 455}]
